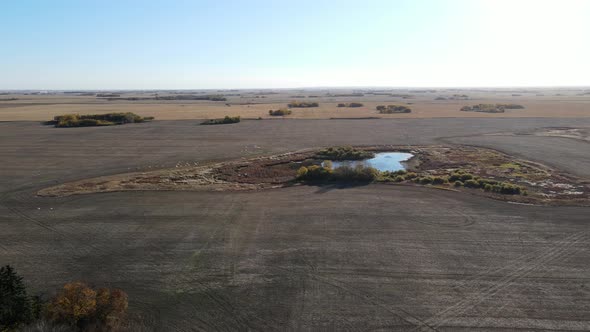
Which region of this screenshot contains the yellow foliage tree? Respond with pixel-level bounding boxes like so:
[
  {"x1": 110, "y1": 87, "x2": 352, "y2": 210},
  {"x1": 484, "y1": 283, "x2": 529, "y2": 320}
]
[{"x1": 47, "y1": 282, "x2": 97, "y2": 326}]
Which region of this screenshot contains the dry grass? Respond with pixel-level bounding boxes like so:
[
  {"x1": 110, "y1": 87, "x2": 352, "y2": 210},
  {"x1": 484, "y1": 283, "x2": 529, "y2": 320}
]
[{"x1": 1, "y1": 90, "x2": 590, "y2": 121}]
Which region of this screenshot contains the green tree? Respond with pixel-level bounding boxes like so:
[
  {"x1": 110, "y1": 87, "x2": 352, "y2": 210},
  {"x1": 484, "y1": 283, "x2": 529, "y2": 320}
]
[{"x1": 0, "y1": 265, "x2": 33, "y2": 330}]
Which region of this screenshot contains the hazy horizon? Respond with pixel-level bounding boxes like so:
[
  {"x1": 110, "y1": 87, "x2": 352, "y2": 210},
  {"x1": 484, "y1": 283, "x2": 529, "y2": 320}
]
[{"x1": 2, "y1": 0, "x2": 589, "y2": 90}]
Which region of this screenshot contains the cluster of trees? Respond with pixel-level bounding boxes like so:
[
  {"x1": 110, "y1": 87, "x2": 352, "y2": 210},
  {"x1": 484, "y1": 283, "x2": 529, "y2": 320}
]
[
  {"x1": 460, "y1": 104, "x2": 524, "y2": 113},
  {"x1": 96, "y1": 93, "x2": 120, "y2": 98},
  {"x1": 337, "y1": 103, "x2": 363, "y2": 108},
  {"x1": 297, "y1": 163, "x2": 378, "y2": 182},
  {"x1": 156, "y1": 94, "x2": 226, "y2": 101},
  {"x1": 268, "y1": 109, "x2": 292, "y2": 116},
  {"x1": 376, "y1": 105, "x2": 412, "y2": 114},
  {"x1": 315, "y1": 146, "x2": 374, "y2": 160},
  {"x1": 1, "y1": 265, "x2": 129, "y2": 331},
  {"x1": 201, "y1": 116, "x2": 241, "y2": 125},
  {"x1": 287, "y1": 101, "x2": 319, "y2": 108},
  {"x1": 49, "y1": 113, "x2": 154, "y2": 127}
]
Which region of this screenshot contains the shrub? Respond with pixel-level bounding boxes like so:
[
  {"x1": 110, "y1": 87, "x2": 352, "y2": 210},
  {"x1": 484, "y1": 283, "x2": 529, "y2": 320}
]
[
  {"x1": 432, "y1": 176, "x2": 446, "y2": 185},
  {"x1": 448, "y1": 172, "x2": 473, "y2": 182},
  {"x1": 315, "y1": 146, "x2": 374, "y2": 160},
  {"x1": 454, "y1": 181, "x2": 463, "y2": 187},
  {"x1": 464, "y1": 179, "x2": 480, "y2": 188},
  {"x1": 296, "y1": 165, "x2": 332, "y2": 181},
  {"x1": 268, "y1": 109, "x2": 292, "y2": 116},
  {"x1": 201, "y1": 116, "x2": 240, "y2": 125},
  {"x1": 0, "y1": 265, "x2": 33, "y2": 330},
  {"x1": 419, "y1": 176, "x2": 433, "y2": 184},
  {"x1": 404, "y1": 172, "x2": 418, "y2": 179},
  {"x1": 332, "y1": 165, "x2": 378, "y2": 182}
]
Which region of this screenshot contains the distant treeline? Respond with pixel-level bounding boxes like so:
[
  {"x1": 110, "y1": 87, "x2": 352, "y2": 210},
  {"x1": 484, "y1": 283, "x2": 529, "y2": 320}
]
[
  {"x1": 201, "y1": 116, "x2": 241, "y2": 125},
  {"x1": 376, "y1": 105, "x2": 412, "y2": 113},
  {"x1": 96, "y1": 93, "x2": 121, "y2": 98},
  {"x1": 269, "y1": 109, "x2": 292, "y2": 116},
  {"x1": 47, "y1": 112, "x2": 153, "y2": 127},
  {"x1": 328, "y1": 93, "x2": 364, "y2": 97},
  {"x1": 460, "y1": 104, "x2": 524, "y2": 113},
  {"x1": 104, "y1": 95, "x2": 227, "y2": 101},
  {"x1": 288, "y1": 101, "x2": 319, "y2": 108},
  {"x1": 337, "y1": 103, "x2": 363, "y2": 108}
]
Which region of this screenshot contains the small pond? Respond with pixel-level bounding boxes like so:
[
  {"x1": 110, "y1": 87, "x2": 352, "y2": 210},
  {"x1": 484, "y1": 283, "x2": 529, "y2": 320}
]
[{"x1": 324, "y1": 152, "x2": 414, "y2": 172}]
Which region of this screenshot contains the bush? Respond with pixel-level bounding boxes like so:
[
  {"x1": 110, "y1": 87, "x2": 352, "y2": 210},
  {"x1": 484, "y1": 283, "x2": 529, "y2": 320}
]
[
  {"x1": 332, "y1": 165, "x2": 378, "y2": 182},
  {"x1": 464, "y1": 179, "x2": 480, "y2": 188},
  {"x1": 201, "y1": 116, "x2": 240, "y2": 125},
  {"x1": 448, "y1": 172, "x2": 473, "y2": 182},
  {"x1": 296, "y1": 165, "x2": 332, "y2": 181},
  {"x1": 315, "y1": 146, "x2": 374, "y2": 160},
  {"x1": 268, "y1": 109, "x2": 292, "y2": 116},
  {"x1": 1, "y1": 265, "x2": 34, "y2": 330},
  {"x1": 454, "y1": 181, "x2": 463, "y2": 187},
  {"x1": 376, "y1": 105, "x2": 411, "y2": 114},
  {"x1": 419, "y1": 176, "x2": 433, "y2": 184},
  {"x1": 432, "y1": 176, "x2": 446, "y2": 185}
]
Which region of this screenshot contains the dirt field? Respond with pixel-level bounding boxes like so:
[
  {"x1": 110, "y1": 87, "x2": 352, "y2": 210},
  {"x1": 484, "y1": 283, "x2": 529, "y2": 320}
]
[
  {"x1": 1, "y1": 116, "x2": 590, "y2": 330},
  {"x1": 1, "y1": 88, "x2": 590, "y2": 121}
]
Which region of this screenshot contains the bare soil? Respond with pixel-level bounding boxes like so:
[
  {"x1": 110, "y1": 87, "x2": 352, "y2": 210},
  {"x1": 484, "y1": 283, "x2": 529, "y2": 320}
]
[{"x1": 1, "y1": 117, "x2": 590, "y2": 330}]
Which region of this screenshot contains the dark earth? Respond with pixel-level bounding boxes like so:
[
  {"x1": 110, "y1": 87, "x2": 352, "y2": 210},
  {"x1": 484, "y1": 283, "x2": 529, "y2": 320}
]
[{"x1": 1, "y1": 118, "x2": 589, "y2": 331}]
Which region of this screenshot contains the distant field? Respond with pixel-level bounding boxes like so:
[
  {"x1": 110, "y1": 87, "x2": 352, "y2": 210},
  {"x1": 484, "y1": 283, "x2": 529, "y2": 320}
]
[{"x1": 0, "y1": 88, "x2": 589, "y2": 121}]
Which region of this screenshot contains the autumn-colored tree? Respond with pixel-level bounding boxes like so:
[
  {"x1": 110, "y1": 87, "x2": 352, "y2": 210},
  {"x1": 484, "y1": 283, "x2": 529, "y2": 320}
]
[
  {"x1": 46, "y1": 282, "x2": 97, "y2": 327},
  {"x1": 95, "y1": 288, "x2": 128, "y2": 329},
  {"x1": 46, "y1": 282, "x2": 128, "y2": 331}
]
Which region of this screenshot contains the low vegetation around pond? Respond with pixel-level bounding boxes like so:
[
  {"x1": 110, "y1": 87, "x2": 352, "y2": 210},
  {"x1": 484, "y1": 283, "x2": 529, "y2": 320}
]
[
  {"x1": 47, "y1": 112, "x2": 153, "y2": 127},
  {"x1": 315, "y1": 146, "x2": 375, "y2": 160},
  {"x1": 376, "y1": 105, "x2": 412, "y2": 113},
  {"x1": 38, "y1": 145, "x2": 588, "y2": 205},
  {"x1": 201, "y1": 116, "x2": 241, "y2": 125},
  {"x1": 297, "y1": 162, "x2": 379, "y2": 182}
]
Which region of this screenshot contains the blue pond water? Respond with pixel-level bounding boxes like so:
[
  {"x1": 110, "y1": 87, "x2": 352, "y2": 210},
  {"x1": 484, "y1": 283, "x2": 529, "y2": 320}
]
[{"x1": 326, "y1": 152, "x2": 414, "y2": 172}]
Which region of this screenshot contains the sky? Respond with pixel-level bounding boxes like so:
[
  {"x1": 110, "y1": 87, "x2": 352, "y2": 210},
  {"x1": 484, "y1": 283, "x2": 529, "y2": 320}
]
[{"x1": 1, "y1": 0, "x2": 589, "y2": 89}]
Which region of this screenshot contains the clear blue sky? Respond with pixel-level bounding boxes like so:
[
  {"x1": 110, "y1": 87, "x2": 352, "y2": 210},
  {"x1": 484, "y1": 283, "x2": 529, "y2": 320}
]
[{"x1": 1, "y1": 0, "x2": 589, "y2": 89}]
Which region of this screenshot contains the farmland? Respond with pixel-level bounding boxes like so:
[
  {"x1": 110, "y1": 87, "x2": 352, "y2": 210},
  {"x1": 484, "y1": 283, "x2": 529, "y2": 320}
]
[{"x1": 1, "y1": 97, "x2": 590, "y2": 330}]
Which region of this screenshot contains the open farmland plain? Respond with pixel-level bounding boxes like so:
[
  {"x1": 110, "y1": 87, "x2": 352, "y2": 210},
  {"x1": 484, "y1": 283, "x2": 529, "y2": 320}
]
[{"x1": 1, "y1": 90, "x2": 590, "y2": 330}]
